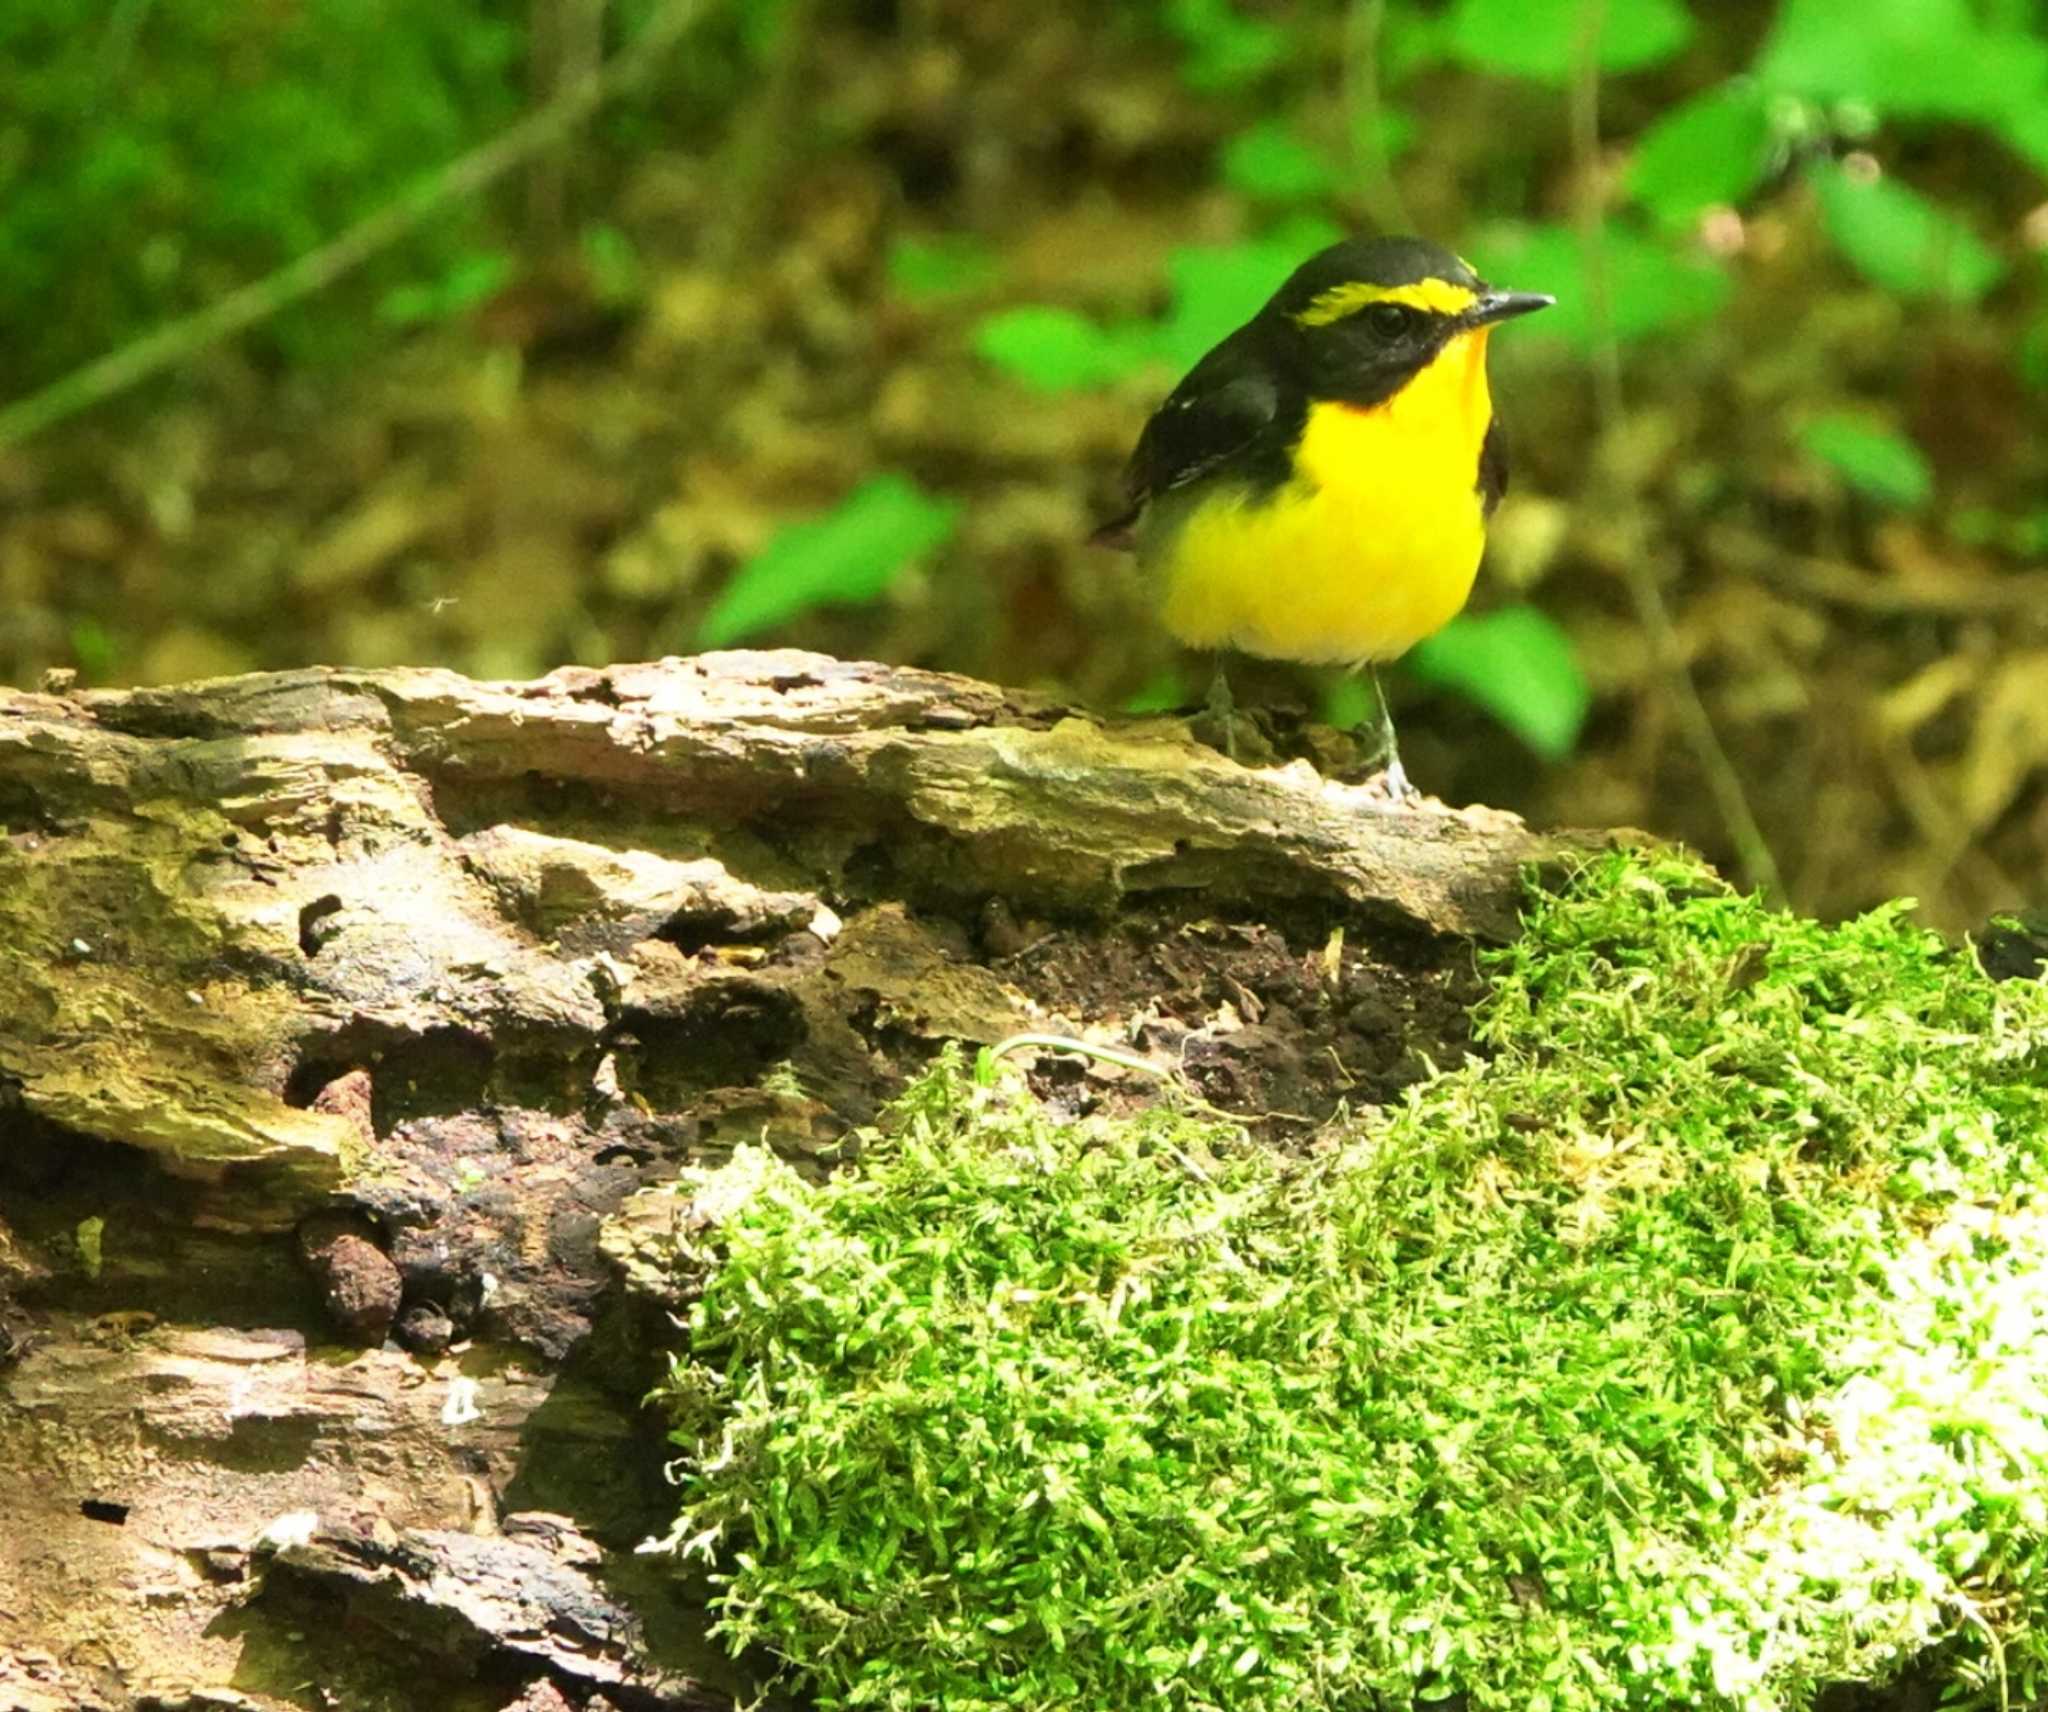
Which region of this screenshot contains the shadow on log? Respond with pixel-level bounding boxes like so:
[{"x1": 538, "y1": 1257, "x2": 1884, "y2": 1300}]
[{"x1": 0, "y1": 652, "x2": 1611, "y2": 1711}]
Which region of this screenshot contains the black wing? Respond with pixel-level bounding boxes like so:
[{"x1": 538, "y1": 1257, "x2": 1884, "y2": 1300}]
[
  {"x1": 1091, "y1": 329, "x2": 1290, "y2": 551},
  {"x1": 1478, "y1": 417, "x2": 1508, "y2": 518}
]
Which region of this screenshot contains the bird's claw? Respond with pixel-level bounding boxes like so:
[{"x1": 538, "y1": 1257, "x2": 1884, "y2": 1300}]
[
  {"x1": 1197, "y1": 663, "x2": 1242, "y2": 763},
  {"x1": 1358, "y1": 755, "x2": 1420, "y2": 806}
]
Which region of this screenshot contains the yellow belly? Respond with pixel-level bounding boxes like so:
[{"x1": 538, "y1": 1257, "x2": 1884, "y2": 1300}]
[{"x1": 1152, "y1": 330, "x2": 1493, "y2": 666}]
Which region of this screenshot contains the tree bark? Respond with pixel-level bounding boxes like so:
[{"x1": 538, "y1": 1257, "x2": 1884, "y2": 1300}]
[{"x1": 0, "y1": 651, "x2": 1608, "y2": 1712}]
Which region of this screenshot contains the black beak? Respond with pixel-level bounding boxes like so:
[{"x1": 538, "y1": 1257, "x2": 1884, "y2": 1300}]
[{"x1": 1465, "y1": 290, "x2": 1555, "y2": 328}]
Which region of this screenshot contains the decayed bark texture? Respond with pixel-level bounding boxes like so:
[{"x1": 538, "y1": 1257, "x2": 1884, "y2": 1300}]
[{"x1": 0, "y1": 651, "x2": 1612, "y2": 1712}]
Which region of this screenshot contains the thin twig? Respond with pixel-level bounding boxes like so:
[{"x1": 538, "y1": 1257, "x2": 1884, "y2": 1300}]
[
  {"x1": 1882, "y1": 734, "x2": 2021, "y2": 908},
  {"x1": 1716, "y1": 527, "x2": 2048, "y2": 616},
  {"x1": 986, "y1": 1033, "x2": 1268, "y2": 1134},
  {"x1": 988, "y1": 1033, "x2": 1175, "y2": 1080},
  {"x1": 699, "y1": 0, "x2": 820, "y2": 276},
  {"x1": 1948, "y1": 1590, "x2": 2010, "y2": 1712},
  {"x1": 1566, "y1": 2, "x2": 1783, "y2": 899},
  {"x1": 0, "y1": 0, "x2": 709, "y2": 453},
  {"x1": 527, "y1": 0, "x2": 611, "y2": 246}
]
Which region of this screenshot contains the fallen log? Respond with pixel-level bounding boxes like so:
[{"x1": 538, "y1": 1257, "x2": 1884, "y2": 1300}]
[{"x1": 0, "y1": 652, "x2": 1603, "y2": 1711}]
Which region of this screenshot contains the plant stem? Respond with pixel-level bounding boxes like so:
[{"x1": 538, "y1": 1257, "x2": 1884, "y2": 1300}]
[
  {"x1": 0, "y1": 0, "x2": 709, "y2": 453},
  {"x1": 700, "y1": 0, "x2": 821, "y2": 276},
  {"x1": 988, "y1": 1033, "x2": 1172, "y2": 1079},
  {"x1": 1344, "y1": 0, "x2": 1412, "y2": 233}
]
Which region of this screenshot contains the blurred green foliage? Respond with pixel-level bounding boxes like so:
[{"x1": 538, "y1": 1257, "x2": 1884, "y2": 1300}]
[
  {"x1": 377, "y1": 249, "x2": 517, "y2": 330},
  {"x1": 0, "y1": 0, "x2": 521, "y2": 380},
  {"x1": 1158, "y1": 0, "x2": 1293, "y2": 92},
  {"x1": 580, "y1": 223, "x2": 647, "y2": 306},
  {"x1": 1760, "y1": 0, "x2": 2048, "y2": 165},
  {"x1": 1812, "y1": 164, "x2": 2006, "y2": 301},
  {"x1": 1321, "y1": 606, "x2": 1589, "y2": 763},
  {"x1": 1798, "y1": 415, "x2": 1934, "y2": 510},
  {"x1": 1468, "y1": 222, "x2": 1731, "y2": 347},
  {"x1": 1444, "y1": 0, "x2": 1694, "y2": 83},
  {"x1": 698, "y1": 475, "x2": 961, "y2": 649},
  {"x1": 975, "y1": 308, "x2": 1154, "y2": 393},
  {"x1": 1626, "y1": 86, "x2": 1775, "y2": 227},
  {"x1": 1318, "y1": 606, "x2": 1589, "y2": 757},
  {"x1": 888, "y1": 235, "x2": 1003, "y2": 300},
  {"x1": 1219, "y1": 120, "x2": 1342, "y2": 203},
  {"x1": 1408, "y1": 606, "x2": 1589, "y2": 761}
]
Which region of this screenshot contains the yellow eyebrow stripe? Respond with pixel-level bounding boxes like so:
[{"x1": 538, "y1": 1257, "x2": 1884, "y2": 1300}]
[{"x1": 1294, "y1": 278, "x2": 1479, "y2": 327}]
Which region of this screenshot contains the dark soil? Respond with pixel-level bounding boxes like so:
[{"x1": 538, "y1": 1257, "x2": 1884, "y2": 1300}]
[{"x1": 995, "y1": 900, "x2": 1481, "y2": 1134}]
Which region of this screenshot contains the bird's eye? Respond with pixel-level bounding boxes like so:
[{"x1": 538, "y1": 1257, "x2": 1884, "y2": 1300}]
[{"x1": 1364, "y1": 302, "x2": 1416, "y2": 339}]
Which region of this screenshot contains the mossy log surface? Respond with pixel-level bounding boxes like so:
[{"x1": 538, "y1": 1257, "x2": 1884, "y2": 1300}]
[{"x1": 0, "y1": 651, "x2": 1609, "y2": 1712}]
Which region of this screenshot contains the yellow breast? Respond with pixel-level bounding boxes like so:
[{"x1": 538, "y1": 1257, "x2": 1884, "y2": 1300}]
[{"x1": 1152, "y1": 329, "x2": 1495, "y2": 666}]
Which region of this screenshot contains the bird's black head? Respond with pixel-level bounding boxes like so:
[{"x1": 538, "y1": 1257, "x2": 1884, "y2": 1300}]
[{"x1": 1261, "y1": 236, "x2": 1552, "y2": 407}]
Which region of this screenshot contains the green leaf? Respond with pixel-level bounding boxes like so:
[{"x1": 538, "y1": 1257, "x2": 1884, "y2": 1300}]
[
  {"x1": 1627, "y1": 83, "x2": 1774, "y2": 225},
  {"x1": 735, "y1": 0, "x2": 793, "y2": 59},
  {"x1": 1444, "y1": 0, "x2": 1692, "y2": 85},
  {"x1": 1321, "y1": 676, "x2": 1376, "y2": 733},
  {"x1": 68, "y1": 616, "x2": 117, "y2": 679},
  {"x1": 1160, "y1": 0, "x2": 1291, "y2": 91},
  {"x1": 1470, "y1": 221, "x2": 1729, "y2": 349},
  {"x1": 1754, "y1": 0, "x2": 1926, "y2": 105},
  {"x1": 889, "y1": 235, "x2": 1001, "y2": 300},
  {"x1": 974, "y1": 306, "x2": 1151, "y2": 392},
  {"x1": 1122, "y1": 669, "x2": 1189, "y2": 715},
  {"x1": 1798, "y1": 415, "x2": 1933, "y2": 509},
  {"x1": 1758, "y1": 0, "x2": 2048, "y2": 126},
  {"x1": 697, "y1": 475, "x2": 960, "y2": 648},
  {"x1": 1811, "y1": 163, "x2": 2004, "y2": 302},
  {"x1": 1995, "y1": 100, "x2": 2048, "y2": 178},
  {"x1": 377, "y1": 249, "x2": 515, "y2": 327},
  {"x1": 1408, "y1": 605, "x2": 1589, "y2": 759},
  {"x1": 580, "y1": 224, "x2": 643, "y2": 306},
  {"x1": 1221, "y1": 121, "x2": 1339, "y2": 205}
]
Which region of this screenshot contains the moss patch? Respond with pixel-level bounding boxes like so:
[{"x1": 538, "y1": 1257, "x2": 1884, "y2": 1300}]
[{"x1": 645, "y1": 851, "x2": 2048, "y2": 1712}]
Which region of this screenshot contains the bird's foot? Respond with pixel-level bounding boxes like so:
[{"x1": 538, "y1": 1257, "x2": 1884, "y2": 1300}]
[
  {"x1": 1194, "y1": 662, "x2": 1243, "y2": 764},
  {"x1": 1193, "y1": 706, "x2": 1240, "y2": 763},
  {"x1": 1353, "y1": 663, "x2": 1418, "y2": 804},
  {"x1": 1196, "y1": 708, "x2": 1236, "y2": 761},
  {"x1": 1357, "y1": 754, "x2": 1421, "y2": 807}
]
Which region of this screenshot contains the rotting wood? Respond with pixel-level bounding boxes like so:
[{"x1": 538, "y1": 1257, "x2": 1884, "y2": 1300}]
[
  {"x1": 258, "y1": 1515, "x2": 742, "y2": 1710},
  {"x1": 0, "y1": 650, "x2": 1620, "y2": 1711}
]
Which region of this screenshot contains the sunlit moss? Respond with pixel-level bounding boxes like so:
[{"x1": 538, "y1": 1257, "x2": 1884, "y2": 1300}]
[{"x1": 646, "y1": 849, "x2": 2048, "y2": 1712}]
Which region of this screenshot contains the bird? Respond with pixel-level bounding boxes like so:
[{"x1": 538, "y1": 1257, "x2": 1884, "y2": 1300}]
[{"x1": 1092, "y1": 235, "x2": 1553, "y2": 801}]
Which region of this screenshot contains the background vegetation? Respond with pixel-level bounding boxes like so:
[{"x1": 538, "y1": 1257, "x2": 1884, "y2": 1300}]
[{"x1": 2, "y1": 0, "x2": 2045, "y2": 927}]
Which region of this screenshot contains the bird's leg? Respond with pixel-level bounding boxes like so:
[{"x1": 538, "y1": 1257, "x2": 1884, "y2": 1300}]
[
  {"x1": 1360, "y1": 663, "x2": 1419, "y2": 805},
  {"x1": 1203, "y1": 660, "x2": 1240, "y2": 763}
]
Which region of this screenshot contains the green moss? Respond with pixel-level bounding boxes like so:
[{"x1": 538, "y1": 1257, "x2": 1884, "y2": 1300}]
[{"x1": 645, "y1": 850, "x2": 2048, "y2": 1712}]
